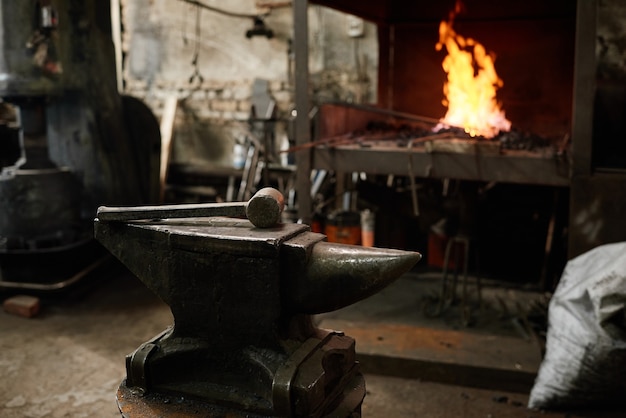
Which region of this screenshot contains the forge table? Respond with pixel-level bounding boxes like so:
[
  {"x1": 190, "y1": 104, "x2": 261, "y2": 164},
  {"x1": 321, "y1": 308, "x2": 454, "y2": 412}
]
[
  {"x1": 312, "y1": 141, "x2": 570, "y2": 187},
  {"x1": 308, "y1": 103, "x2": 570, "y2": 187}
]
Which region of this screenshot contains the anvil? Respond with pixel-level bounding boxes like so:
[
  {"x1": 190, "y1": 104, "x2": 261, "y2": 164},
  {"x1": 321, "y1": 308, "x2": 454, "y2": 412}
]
[{"x1": 94, "y1": 188, "x2": 421, "y2": 417}]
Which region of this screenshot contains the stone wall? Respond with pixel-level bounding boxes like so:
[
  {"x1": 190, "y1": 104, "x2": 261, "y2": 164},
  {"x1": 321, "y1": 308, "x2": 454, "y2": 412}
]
[{"x1": 120, "y1": 0, "x2": 378, "y2": 167}]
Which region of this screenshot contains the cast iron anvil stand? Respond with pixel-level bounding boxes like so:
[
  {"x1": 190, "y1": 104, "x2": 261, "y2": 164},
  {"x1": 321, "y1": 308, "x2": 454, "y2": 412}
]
[{"x1": 94, "y1": 188, "x2": 421, "y2": 417}]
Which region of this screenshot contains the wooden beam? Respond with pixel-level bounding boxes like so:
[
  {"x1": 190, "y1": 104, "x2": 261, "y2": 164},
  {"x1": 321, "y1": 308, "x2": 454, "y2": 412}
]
[{"x1": 159, "y1": 96, "x2": 178, "y2": 203}]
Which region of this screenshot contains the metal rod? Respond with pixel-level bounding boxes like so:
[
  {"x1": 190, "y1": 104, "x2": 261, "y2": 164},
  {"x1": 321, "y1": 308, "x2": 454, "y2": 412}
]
[{"x1": 331, "y1": 102, "x2": 442, "y2": 125}]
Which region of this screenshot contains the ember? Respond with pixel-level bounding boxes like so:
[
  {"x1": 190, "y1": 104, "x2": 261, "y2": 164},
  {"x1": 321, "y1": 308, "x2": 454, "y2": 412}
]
[
  {"x1": 435, "y1": 0, "x2": 511, "y2": 138},
  {"x1": 363, "y1": 120, "x2": 555, "y2": 152}
]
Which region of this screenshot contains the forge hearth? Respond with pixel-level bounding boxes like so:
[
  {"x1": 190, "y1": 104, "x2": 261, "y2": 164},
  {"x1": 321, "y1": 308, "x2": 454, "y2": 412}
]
[
  {"x1": 294, "y1": 0, "x2": 626, "y2": 261},
  {"x1": 305, "y1": 0, "x2": 575, "y2": 187},
  {"x1": 315, "y1": 110, "x2": 561, "y2": 153},
  {"x1": 311, "y1": 0, "x2": 575, "y2": 140},
  {"x1": 311, "y1": 102, "x2": 569, "y2": 187}
]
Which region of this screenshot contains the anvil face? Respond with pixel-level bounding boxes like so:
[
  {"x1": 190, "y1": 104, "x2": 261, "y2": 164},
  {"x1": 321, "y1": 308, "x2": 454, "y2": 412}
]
[{"x1": 95, "y1": 214, "x2": 420, "y2": 416}]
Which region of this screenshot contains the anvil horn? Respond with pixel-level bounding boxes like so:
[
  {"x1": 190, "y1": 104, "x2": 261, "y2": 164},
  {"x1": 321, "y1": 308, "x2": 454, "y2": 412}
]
[{"x1": 285, "y1": 241, "x2": 421, "y2": 314}]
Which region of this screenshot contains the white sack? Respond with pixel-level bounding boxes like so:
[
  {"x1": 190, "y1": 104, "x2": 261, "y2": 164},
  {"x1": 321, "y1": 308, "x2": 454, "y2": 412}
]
[{"x1": 528, "y1": 241, "x2": 626, "y2": 409}]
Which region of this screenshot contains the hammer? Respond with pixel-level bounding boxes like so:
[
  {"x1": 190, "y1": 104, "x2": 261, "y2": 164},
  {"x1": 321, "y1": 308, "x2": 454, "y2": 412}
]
[{"x1": 96, "y1": 187, "x2": 285, "y2": 228}]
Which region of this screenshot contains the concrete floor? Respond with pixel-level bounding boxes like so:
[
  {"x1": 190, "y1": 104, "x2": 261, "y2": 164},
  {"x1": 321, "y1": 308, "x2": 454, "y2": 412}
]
[{"x1": 0, "y1": 260, "x2": 623, "y2": 417}]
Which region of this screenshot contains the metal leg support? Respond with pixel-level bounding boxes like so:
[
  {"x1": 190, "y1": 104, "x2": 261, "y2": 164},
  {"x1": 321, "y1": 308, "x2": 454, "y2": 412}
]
[{"x1": 423, "y1": 235, "x2": 481, "y2": 326}]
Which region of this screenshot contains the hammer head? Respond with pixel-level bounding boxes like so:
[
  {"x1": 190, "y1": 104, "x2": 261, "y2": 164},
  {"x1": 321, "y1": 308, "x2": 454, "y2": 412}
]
[{"x1": 246, "y1": 187, "x2": 285, "y2": 228}]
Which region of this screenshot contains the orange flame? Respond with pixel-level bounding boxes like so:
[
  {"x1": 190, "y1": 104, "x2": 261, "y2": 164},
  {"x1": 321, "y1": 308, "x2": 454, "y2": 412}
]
[{"x1": 436, "y1": 2, "x2": 511, "y2": 138}]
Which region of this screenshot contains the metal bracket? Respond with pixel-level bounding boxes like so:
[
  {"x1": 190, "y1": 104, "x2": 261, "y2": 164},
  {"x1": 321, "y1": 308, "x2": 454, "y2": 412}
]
[
  {"x1": 125, "y1": 328, "x2": 170, "y2": 394},
  {"x1": 271, "y1": 331, "x2": 338, "y2": 416}
]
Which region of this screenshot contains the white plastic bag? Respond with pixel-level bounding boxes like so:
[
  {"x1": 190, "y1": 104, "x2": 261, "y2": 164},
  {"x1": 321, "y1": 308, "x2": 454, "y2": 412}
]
[{"x1": 528, "y1": 242, "x2": 626, "y2": 409}]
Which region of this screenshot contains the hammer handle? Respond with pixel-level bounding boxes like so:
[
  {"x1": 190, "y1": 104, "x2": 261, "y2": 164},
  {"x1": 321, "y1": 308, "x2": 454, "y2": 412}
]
[{"x1": 96, "y1": 202, "x2": 246, "y2": 222}]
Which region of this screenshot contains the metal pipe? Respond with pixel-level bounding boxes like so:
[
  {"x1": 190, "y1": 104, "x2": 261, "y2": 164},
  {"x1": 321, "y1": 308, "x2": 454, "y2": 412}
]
[
  {"x1": 293, "y1": 0, "x2": 312, "y2": 223},
  {"x1": 0, "y1": 254, "x2": 111, "y2": 291}
]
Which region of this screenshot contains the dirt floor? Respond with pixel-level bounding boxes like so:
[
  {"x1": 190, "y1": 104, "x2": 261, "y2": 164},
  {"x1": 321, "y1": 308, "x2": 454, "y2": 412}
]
[{"x1": 0, "y1": 261, "x2": 623, "y2": 417}]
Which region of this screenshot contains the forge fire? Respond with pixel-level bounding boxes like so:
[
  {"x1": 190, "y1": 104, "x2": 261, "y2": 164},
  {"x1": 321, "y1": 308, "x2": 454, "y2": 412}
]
[{"x1": 435, "y1": 0, "x2": 511, "y2": 139}]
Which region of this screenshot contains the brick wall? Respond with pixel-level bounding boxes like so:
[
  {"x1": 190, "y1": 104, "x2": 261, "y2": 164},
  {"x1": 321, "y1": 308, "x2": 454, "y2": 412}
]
[{"x1": 120, "y1": 0, "x2": 378, "y2": 167}]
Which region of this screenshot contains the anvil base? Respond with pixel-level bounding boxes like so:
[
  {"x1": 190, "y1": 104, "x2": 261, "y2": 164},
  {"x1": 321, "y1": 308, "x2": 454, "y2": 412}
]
[{"x1": 116, "y1": 374, "x2": 365, "y2": 418}]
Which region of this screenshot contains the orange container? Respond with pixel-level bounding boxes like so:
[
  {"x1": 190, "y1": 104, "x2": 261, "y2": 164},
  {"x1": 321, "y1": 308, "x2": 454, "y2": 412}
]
[
  {"x1": 324, "y1": 211, "x2": 361, "y2": 245},
  {"x1": 360, "y1": 210, "x2": 375, "y2": 247},
  {"x1": 427, "y1": 232, "x2": 465, "y2": 269}
]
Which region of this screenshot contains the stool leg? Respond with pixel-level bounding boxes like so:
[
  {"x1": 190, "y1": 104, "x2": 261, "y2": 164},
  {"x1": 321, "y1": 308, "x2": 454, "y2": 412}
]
[
  {"x1": 450, "y1": 239, "x2": 461, "y2": 303},
  {"x1": 460, "y1": 238, "x2": 472, "y2": 326},
  {"x1": 475, "y1": 249, "x2": 483, "y2": 310},
  {"x1": 423, "y1": 236, "x2": 454, "y2": 317}
]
